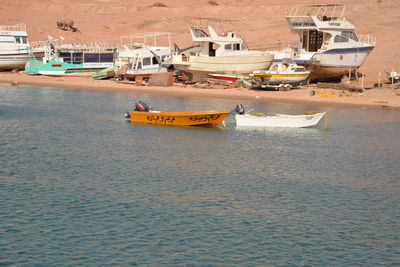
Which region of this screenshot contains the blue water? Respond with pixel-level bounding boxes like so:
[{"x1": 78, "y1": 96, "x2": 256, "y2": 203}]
[{"x1": 1, "y1": 84, "x2": 399, "y2": 266}]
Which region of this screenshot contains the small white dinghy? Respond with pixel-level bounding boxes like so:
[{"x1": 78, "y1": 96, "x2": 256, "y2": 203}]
[{"x1": 233, "y1": 104, "x2": 326, "y2": 128}]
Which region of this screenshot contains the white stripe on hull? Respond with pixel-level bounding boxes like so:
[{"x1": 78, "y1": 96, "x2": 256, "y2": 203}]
[{"x1": 0, "y1": 53, "x2": 29, "y2": 70}]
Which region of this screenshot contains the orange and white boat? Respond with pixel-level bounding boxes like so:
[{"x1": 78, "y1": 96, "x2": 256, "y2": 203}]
[{"x1": 125, "y1": 101, "x2": 230, "y2": 127}]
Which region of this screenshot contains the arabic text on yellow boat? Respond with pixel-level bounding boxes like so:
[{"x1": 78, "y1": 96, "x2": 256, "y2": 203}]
[{"x1": 126, "y1": 109, "x2": 230, "y2": 127}]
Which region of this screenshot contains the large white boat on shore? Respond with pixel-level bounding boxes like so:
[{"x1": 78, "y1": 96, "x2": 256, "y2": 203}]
[
  {"x1": 0, "y1": 24, "x2": 32, "y2": 70},
  {"x1": 163, "y1": 20, "x2": 274, "y2": 81},
  {"x1": 272, "y1": 4, "x2": 376, "y2": 81}
]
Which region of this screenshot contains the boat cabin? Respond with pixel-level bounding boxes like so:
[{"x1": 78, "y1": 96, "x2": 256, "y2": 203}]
[
  {"x1": 286, "y1": 4, "x2": 375, "y2": 53},
  {"x1": 269, "y1": 62, "x2": 307, "y2": 73},
  {"x1": 189, "y1": 26, "x2": 248, "y2": 57},
  {"x1": 0, "y1": 24, "x2": 30, "y2": 52}
]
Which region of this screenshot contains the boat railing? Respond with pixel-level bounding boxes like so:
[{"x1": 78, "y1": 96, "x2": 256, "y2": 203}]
[
  {"x1": 287, "y1": 4, "x2": 345, "y2": 21},
  {"x1": 358, "y1": 34, "x2": 376, "y2": 46},
  {"x1": 57, "y1": 42, "x2": 116, "y2": 52},
  {"x1": 120, "y1": 33, "x2": 171, "y2": 49},
  {"x1": 253, "y1": 41, "x2": 297, "y2": 52},
  {"x1": 0, "y1": 24, "x2": 27, "y2": 32}
]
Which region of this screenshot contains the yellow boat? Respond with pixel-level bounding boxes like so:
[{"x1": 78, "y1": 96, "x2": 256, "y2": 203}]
[{"x1": 125, "y1": 101, "x2": 230, "y2": 127}]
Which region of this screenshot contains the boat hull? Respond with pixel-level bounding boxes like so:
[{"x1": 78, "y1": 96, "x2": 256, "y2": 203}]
[
  {"x1": 25, "y1": 59, "x2": 113, "y2": 76},
  {"x1": 235, "y1": 112, "x2": 326, "y2": 128},
  {"x1": 0, "y1": 53, "x2": 30, "y2": 70},
  {"x1": 127, "y1": 110, "x2": 230, "y2": 127},
  {"x1": 168, "y1": 53, "x2": 274, "y2": 81},
  {"x1": 274, "y1": 46, "x2": 375, "y2": 81},
  {"x1": 252, "y1": 72, "x2": 310, "y2": 84}
]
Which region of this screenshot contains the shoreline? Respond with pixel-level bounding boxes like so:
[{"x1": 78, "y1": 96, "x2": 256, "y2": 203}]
[{"x1": 1, "y1": 72, "x2": 400, "y2": 111}]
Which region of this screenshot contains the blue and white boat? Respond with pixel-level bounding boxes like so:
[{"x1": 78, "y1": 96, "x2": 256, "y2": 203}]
[
  {"x1": 0, "y1": 24, "x2": 31, "y2": 70},
  {"x1": 273, "y1": 4, "x2": 376, "y2": 81},
  {"x1": 25, "y1": 40, "x2": 117, "y2": 76}
]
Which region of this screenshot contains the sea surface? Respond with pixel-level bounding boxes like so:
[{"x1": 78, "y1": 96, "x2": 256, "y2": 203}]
[{"x1": 1, "y1": 84, "x2": 399, "y2": 266}]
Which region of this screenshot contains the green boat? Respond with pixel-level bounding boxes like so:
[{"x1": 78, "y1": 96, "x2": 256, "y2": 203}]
[
  {"x1": 25, "y1": 41, "x2": 117, "y2": 76},
  {"x1": 91, "y1": 66, "x2": 116, "y2": 80}
]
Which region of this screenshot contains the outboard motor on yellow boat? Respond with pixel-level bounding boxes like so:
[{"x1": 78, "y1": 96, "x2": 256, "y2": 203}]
[
  {"x1": 134, "y1": 101, "x2": 150, "y2": 112},
  {"x1": 233, "y1": 104, "x2": 245, "y2": 115}
]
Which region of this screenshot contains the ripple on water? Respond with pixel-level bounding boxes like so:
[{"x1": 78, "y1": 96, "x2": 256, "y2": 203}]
[{"x1": 1, "y1": 85, "x2": 399, "y2": 265}]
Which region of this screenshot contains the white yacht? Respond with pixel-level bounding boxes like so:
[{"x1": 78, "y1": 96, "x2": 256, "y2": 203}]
[
  {"x1": 0, "y1": 24, "x2": 31, "y2": 70},
  {"x1": 273, "y1": 4, "x2": 376, "y2": 81},
  {"x1": 163, "y1": 23, "x2": 274, "y2": 81},
  {"x1": 116, "y1": 33, "x2": 173, "y2": 80}
]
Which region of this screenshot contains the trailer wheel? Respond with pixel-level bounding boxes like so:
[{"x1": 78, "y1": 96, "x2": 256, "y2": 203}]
[
  {"x1": 284, "y1": 84, "x2": 292, "y2": 91},
  {"x1": 278, "y1": 84, "x2": 285, "y2": 91}
]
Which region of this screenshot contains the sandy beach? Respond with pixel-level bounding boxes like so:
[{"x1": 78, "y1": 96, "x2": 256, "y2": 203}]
[
  {"x1": 1, "y1": 0, "x2": 400, "y2": 110},
  {"x1": 1, "y1": 72, "x2": 400, "y2": 110}
]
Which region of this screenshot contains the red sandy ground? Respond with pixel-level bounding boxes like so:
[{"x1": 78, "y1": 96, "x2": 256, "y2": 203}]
[{"x1": 1, "y1": 0, "x2": 400, "y2": 109}]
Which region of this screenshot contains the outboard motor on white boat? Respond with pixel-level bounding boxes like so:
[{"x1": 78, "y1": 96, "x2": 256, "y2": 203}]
[
  {"x1": 134, "y1": 101, "x2": 150, "y2": 112},
  {"x1": 234, "y1": 104, "x2": 245, "y2": 115}
]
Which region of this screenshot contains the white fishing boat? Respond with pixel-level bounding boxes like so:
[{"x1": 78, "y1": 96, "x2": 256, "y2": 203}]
[
  {"x1": 116, "y1": 33, "x2": 173, "y2": 80},
  {"x1": 272, "y1": 4, "x2": 376, "y2": 81},
  {"x1": 233, "y1": 104, "x2": 326, "y2": 128},
  {"x1": 0, "y1": 24, "x2": 31, "y2": 70},
  {"x1": 163, "y1": 19, "x2": 274, "y2": 81}
]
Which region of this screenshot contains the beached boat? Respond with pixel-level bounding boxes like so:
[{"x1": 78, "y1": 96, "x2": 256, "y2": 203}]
[
  {"x1": 25, "y1": 40, "x2": 117, "y2": 76},
  {"x1": 272, "y1": 4, "x2": 376, "y2": 81},
  {"x1": 116, "y1": 33, "x2": 172, "y2": 81},
  {"x1": 0, "y1": 24, "x2": 31, "y2": 70},
  {"x1": 385, "y1": 54, "x2": 400, "y2": 83},
  {"x1": 244, "y1": 61, "x2": 310, "y2": 90},
  {"x1": 163, "y1": 19, "x2": 274, "y2": 81},
  {"x1": 233, "y1": 104, "x2": 326, "y2": 128},
  {"x1": 125, "y1": 101, "x2": 230, "y2": 127}
]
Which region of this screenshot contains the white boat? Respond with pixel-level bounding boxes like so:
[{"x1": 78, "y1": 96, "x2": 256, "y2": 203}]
[
  {"x1": 0, "y1": 24, "x2": 31, "y2": 70},
  {"x1": 251, "y1": 61, "x2": 310, "y2": 83},
  {"x1": 115, "y1": 33, "x2": 173, "y2": 80},
  {"x1": 272, "y1": 4, "x2": 376, "y2": 81},
  {"x1": 236, "y1": 112, "x2": 326, "y2": 128},
  {"x1": 233, "y1": 104, "x2": 326, "y2": 128},
  {"x1": 163, "y1": 19, "x2": 274, "y2": 81},
  {"x1": 385, "y1": 54, "x2": 400, "y2": 83}
]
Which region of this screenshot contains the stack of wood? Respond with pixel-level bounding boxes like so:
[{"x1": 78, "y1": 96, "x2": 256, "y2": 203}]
[
  {"x1": 317, "y1": 82, "x2": 364, "y2": 92},
  {"x1": 203, "y1": 78, "x2": 242, "y2": 89}
]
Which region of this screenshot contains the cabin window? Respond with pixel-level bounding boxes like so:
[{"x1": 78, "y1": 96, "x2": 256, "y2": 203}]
[
  {"x1": 302, "y1": 32, "x2": 307, "y2": 49},
  {"x1": 15, "y1": 37, "x2": 21, "y2": 44},
  {"x1": 72, "y1": 53, "x2": 83, "y2": 64},
  {"x1": 334, "y1": 35, "x2": 349, "y2": 43},
  {"x1": 225, "y1": 44, "x2": 232, "y2": 50},
  {"x1": 84, "y1": 53, "x2": 101, "y2": 63},
  {"x1": 233, "y1": 43, "x2": 240, "y2": 50},
  {"x1": 59, "y1": 52, "x2": 72, "y2": 63},
  {"x1": 152, "y1": 56, "x2": 159, "y2": 65},
  {"x1": 22, "y1": 37, "x2": 28, "y2": 44},
  {"x1": 342, "y1": 31, "x2": 358, "y2": 42},
  {"x1": 143, "y1": 57, "x2": 151, "y2": 66},
  {"x1": 100, "y1": 53, "x2": 114, "y2": 62}
]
